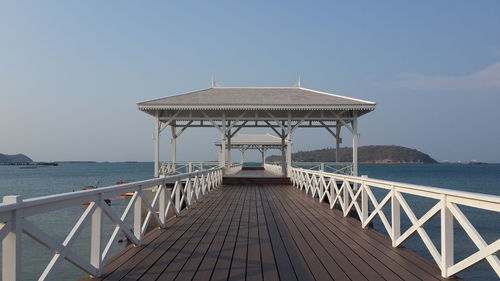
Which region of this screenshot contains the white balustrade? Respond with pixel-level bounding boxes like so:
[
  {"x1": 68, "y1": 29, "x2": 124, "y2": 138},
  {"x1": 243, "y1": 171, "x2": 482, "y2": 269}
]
[
  {"x1": 0, "y1": 167, "x2": 224, "y2": 280},
  {"x1": 289, "y1": 167, "x2": 500, "y2": 278},
  {"x1": 267, "y1": 162, "x2": 354, "y2": 175},
  {"x1": 225, "y1": 163, "x2": 243, "y2": 175},
  {"x1": 264, "y1": 163, "x2": 283, "y2": 175},
  {"x1": 159, "y1": 161, "x2": 221, "y2": 175}
]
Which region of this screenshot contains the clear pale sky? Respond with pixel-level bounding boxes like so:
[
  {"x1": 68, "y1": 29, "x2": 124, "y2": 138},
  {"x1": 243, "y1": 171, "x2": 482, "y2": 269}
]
[{"x1": 1, "y1": 1, "x2": 499, "y2": 163}]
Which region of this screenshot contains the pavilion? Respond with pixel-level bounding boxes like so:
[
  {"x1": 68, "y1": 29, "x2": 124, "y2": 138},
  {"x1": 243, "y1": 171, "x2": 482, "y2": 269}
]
[
  {"x1": 214, "y1": 134, "x2": 288, "y2": 166},
  {"x1": 137, "y1": 85, "x2": 376, "y2": 177}
]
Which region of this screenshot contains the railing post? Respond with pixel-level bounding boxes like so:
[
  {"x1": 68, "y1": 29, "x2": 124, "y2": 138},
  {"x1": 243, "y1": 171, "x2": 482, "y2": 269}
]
[
  {"x1": 159, "y1": 184, "x2": 166, "y2": 227},
  {"x1": 441, "y1": 194, "x2": 454, "y2": 277},
  {"x1": 175, "y1": 181, "x2": 181, "y2": 214},
  {"x1": 91, "y1": 198, "x2": 103, "y2": 275},
  {"x1": 391, "y1": 185, "x2": 400, "y2": 247},
  {"x1": 187, "y1": 179, "x2": 192, "y2": 206},
  {"x1": 343, "y1": 179, "x2": 350, "y2": 216},
  {"x1": 134, "y1": 190, "x2": 143, "y2": 245},
  {"x1": 2, "y1": 195, "x2": 23, "y2": 281},
  {"x1": 319, "y1": 175, "x2": 324, "y2": 202},
  {"x1": 188, "y1": 163, "x2": 193, "y2": 173},
  {"x1": 361, "y1": 176, "x2": 368, "y2": 228},
  {"x1": 320, "y1": 162, "x2": 325, "y2": 172}
]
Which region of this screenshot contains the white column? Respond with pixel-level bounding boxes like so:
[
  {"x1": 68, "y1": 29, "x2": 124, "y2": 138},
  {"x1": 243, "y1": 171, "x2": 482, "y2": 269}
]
[
  {"x1": 286, "y1": 132, "x2": 292, "y2": 175},
  {"x1": 227, "y1": 132, "x2": 232, "y2": 169},
  {"x1": 171, "y1": 124, "x2": 177, "y2": 171},
  {"x1": 221, "y1": 114, "x2": 226, "y2": 169},
  {"x1": 240, "y1": 150, "x2": 244, "y2": 165},
  {"x1": 286, "y1": 113, "x2": 292, "y2": 176},
  {"x1": 352, "y1": 115, "x2": 359, "y2": 177},
  {"x1": 336, "y1": 123, "x2": 341, "y2": 164},
  {"x1": 218, "y1": 146, "x2": 223, "y2": 166},
  {"x1": 261, "y1": 147, "x2": 265, "y2": 166},
  {"x1": 281, "y1": 130, "x2": 286, "y2": 177},
  {"x1": 153, "y1": 117, "x2": 160, "y2": 177}
]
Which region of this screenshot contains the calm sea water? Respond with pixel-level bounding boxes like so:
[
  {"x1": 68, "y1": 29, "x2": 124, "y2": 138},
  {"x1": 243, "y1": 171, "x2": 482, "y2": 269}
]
[{"x1": 0, "y1": 163, "x2": 498, "y2": 280}]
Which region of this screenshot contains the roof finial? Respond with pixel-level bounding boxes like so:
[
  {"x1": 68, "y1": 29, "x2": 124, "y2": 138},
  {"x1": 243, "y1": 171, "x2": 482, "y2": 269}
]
[{"x1": 293, "y1": 75, "x2": 302, "y2": 87}]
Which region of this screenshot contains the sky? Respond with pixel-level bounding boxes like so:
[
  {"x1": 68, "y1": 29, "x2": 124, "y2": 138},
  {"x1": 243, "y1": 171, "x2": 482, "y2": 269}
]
[{"x1": 1, "y1": 1, "x2": 499, "y2": 163}]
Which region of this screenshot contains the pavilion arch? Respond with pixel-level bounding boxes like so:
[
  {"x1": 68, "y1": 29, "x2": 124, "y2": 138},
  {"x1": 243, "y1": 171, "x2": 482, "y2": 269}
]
[{"x1": 214, "y1": 133, "x2": 289, "y2": 167}]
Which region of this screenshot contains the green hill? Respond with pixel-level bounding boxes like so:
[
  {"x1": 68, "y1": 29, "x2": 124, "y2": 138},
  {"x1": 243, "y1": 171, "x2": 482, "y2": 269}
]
[
  {"x1": 266, "y1": 145, "x2": 438, "y2": 164},
  {"x1": 0, "y1": 153, "x2": 33, "y2": 164}
]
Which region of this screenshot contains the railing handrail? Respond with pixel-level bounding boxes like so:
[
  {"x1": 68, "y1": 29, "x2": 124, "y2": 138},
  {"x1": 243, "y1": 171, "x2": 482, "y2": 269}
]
[
  {"x1": 0, "y1": 167, "x2": 225, "y2": 280},
  {"x1": 289, "y1": 167, "x2": 500, "y2": 278},
  {"x1": 0, "y1": 168, "x2": 222, "y2": 214},
  {"x1": 292, "y1": 167, "x2": 500, "y2": 207},
  {"x1": 161, "y1": 161, "x2": 220, "y2": 164}
]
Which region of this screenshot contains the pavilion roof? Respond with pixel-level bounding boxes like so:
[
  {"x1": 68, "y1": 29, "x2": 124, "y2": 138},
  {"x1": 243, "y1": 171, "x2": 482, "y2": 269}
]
[{"x1": 137, "y1": 87, "x2": 375, "y2": 112}]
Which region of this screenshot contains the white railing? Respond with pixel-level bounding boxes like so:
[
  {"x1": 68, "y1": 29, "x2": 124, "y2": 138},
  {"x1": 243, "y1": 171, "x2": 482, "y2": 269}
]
[
  {"x1": 292, "y1": 162, "x2": 353, "y2": 175},
  {"x1": 0, "y1": 167, "x2": 223, "y2": 280},
  {"x1": 290, "y1": 167, "x2": 500, "y2": 278},
  {"x1": 159, "y1": 161, "x2": 220, "y2": 175},
  {"x1": 264, "y1": 163, "x2": 283, "y2": 176},
  {"x1": 266, "y1": 162, "x2": 354, "y2": 175},
  {"x1": 225, "y1": 163, "x2": 243, "y2": 175}
]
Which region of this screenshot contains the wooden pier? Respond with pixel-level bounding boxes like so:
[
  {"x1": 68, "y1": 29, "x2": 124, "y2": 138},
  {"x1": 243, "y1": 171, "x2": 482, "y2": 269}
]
[
  {"x1": 0, "y1": 86, "x2": 496, "y2": 280},
  {"x1": 80, "y1": 180, "x2": 447, "y2": 281}
]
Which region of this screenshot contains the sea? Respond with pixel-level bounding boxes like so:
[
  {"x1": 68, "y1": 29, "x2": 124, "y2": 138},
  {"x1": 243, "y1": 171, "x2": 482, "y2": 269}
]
[{"x1": 0, "y1": 162, "x2": 498, "y2": 280}]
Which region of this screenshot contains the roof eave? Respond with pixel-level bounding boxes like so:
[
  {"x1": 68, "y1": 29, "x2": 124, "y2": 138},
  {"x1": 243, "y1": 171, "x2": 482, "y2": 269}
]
[{"x1": 137, "y1": 104, "x2": 376, "y2": 111}]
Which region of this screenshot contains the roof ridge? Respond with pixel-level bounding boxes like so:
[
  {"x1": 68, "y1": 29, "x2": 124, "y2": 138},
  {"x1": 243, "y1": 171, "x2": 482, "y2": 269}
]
[{"x1": 300, "y1": 87, "x2": 376, "y2": 105}]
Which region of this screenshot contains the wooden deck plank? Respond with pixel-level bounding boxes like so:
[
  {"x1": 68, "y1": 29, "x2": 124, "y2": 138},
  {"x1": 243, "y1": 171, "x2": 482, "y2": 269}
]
[
  {"x1": 254, "y1": 187, "x2": 280, "y2": 281},
  {"x1": 267, "y1": 186, "x2": 375, "y2": 281},
  {"x1": 262, "y1": 186, "x2": 349, "y2": 281},
  {"x1": 174, "y1": 186, "x2": 245, "y2": 281},
  {"x1": 210, "y1": 185, "x2": 249, "y2": 281},
  {"x1": 246, "y1": 186, "x2": 263, "y2": 281},
  {"x1": 259, "y1": 186, "x2": 316, "y2": 281},
  {"x1": 270, "y1": 186, "x2": 399, "y2": 281},
  {"x1": 257, "y1": 186, "x2": 300, "y2": 281},
  {"x1": 107, "y1": 187, "x2": 232, "y2": 281},
  {"x1": 283, "y1": 185, "x2": 445, "y2": 281},
  {"x1": 83, "y1": 184, "x2": 451, "y2": 281},
  {"x1": 79, "y1": 187, "x2": 229, "y2": 281},
  {"x1": 289, "y1": 185, "x2": 445, "y2": 280},
  {"x1": 191, "y1": 185, "x2": 247, "y2": 281},
  {"x1": 145, "y1": 186, "x2": 242, "y2": 280},
  {"x1": 228, "y1": 185, "x2": 251, "y2": 281}
]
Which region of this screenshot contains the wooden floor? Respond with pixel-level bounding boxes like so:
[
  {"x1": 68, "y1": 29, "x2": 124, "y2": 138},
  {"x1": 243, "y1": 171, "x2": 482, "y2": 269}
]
[
  {"x1": 80, "y1": 184, "x2": 449, "y2": 281},
  {"x1": 225, "y1": 170, "x2": 280, "y2": 178}
]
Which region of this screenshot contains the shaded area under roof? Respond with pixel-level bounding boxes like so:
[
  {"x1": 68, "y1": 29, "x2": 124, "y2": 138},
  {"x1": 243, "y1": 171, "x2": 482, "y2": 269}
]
[{"x1": 215, "y1": 134, "x2": 284, "y2": 146}]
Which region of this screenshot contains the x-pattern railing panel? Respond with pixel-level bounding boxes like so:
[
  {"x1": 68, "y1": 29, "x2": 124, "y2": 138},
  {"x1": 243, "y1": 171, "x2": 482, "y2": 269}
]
[
  {"x1": 289, "y1": 167, "x2": 500, "y2": 279},
  {"x1": 0, "y1": 167, "x2": 223, "y2": 280}
]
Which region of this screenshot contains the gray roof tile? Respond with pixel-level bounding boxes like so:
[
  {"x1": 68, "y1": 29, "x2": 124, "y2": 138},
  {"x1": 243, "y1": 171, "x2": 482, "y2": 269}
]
[{"x1": 137, "y1": 87, "x2": 375, "y2": 108}]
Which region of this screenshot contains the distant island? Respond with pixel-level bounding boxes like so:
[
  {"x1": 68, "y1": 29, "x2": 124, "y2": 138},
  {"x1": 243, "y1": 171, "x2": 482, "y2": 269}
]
[
  {"x1": 0, "y1": 153, "x2": 33, "y2": 165},
  {"x1": 266, "y1": 145, "x2": 438, "y2": 164},
  {"x1": 0, "y1": 153, "x2": 58, "y2": 166}
]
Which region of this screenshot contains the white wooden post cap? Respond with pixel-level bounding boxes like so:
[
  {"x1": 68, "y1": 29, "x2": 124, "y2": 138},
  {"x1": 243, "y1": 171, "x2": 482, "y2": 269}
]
[{"x1": 3, "y1": 195, "x2": 22, "y2": 204}]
